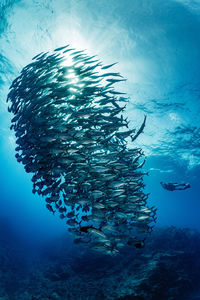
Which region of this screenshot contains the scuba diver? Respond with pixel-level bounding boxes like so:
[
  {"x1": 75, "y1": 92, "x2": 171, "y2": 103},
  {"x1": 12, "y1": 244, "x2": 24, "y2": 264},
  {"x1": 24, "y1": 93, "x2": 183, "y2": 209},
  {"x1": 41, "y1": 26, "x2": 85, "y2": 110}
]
[{"x1": 160, "y1": 182, "x2": 191, "y2": 191}]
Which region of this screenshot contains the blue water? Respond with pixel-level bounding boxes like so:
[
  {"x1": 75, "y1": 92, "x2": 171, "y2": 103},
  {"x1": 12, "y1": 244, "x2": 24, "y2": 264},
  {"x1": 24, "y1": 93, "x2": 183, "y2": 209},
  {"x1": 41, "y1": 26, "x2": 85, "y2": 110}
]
[{"x1": 0, "y1": 1, "x2": 200, "y2": 299}]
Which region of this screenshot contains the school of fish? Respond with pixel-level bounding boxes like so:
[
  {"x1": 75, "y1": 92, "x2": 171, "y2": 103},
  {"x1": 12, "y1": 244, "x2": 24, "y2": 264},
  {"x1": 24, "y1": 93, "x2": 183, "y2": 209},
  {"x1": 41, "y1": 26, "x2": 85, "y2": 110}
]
[{"x1": 7, "y1": 45, "x2": 157, "y2": 254}]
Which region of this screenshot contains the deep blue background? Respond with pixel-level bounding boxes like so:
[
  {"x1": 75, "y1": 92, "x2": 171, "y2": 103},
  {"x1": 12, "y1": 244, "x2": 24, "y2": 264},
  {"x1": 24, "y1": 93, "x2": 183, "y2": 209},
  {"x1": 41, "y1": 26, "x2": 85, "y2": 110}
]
[{"x1": 0, "y1": 0, "x2": 199, "y2": 248}]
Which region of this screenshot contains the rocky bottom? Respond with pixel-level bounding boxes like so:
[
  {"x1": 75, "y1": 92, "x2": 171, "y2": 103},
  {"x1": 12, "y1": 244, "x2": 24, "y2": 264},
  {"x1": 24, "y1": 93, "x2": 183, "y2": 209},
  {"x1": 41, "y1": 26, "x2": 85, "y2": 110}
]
[{"x1": 1, "y1": 223, "x2": 200, "y2": 300}]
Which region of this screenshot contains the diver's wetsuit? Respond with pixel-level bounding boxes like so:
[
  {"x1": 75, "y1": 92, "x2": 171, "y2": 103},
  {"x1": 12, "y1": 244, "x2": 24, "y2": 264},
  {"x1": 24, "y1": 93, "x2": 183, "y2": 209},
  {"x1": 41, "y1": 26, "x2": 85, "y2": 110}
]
[{"x1": 160, "y1": 182, "x2": 191, "y2": 191}]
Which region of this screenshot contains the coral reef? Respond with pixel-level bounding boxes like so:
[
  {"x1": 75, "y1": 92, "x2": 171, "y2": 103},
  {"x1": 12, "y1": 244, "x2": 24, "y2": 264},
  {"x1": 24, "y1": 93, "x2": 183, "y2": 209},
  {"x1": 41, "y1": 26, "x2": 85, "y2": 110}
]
[{"x1": 1, "y1": 221, "x2": 200, "y2": 300}]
